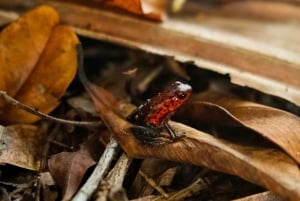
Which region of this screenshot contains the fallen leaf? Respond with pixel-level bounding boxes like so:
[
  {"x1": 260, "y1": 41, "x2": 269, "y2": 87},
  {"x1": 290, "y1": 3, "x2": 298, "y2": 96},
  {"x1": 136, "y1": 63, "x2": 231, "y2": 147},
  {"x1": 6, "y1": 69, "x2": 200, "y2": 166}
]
[
  {"x1": 180, "y1": 90, "x2": 300, "y2": 164},
  {"x1": 0, "y1": 6, "x2": 79, "y2": 124},
  {"x1": 232, "y1": 191, "x2": 285, "y2": 201},
  {"x1": 45, "y1": 1, "x2": 300, "y2": 106},
  {"x1": 48, "y1": 144, "x2": 96, "y2": 201},
  {"x1": 0, "y1": 124, "x2": 45, "y2": 170},
  {"x1": 0, "y1": 5, "x2": 59, "y2": 101},
  {"x1": 126, "y1": 122, "x2": 300, "y2": 201},
  {"x1": 80, "y1": 77, "x2": 300, "y2": 200},
  {"x1": 214, "y1": 1, "x2": 300, "y2": 21},
  {"x1": 95, "y1": 0, "x2": 167, "y2": 21}
]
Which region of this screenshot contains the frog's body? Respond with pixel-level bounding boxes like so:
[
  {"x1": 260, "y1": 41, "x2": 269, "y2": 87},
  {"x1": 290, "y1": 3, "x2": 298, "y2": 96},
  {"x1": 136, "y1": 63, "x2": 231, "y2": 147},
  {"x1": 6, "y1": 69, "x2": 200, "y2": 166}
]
[
  {"x1": 77, "y1": 43, "x2": 191, "y2": 145},
  {"x1": 127, "y1": 81, "x2": 192, "y2": 144}
]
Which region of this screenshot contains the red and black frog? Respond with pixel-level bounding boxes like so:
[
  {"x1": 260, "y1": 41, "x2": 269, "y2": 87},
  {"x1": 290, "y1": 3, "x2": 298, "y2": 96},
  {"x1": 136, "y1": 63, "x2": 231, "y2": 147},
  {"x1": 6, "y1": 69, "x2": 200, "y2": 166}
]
[{"x1": 127, "y1": 81, "x2": 192, "y2": 145}]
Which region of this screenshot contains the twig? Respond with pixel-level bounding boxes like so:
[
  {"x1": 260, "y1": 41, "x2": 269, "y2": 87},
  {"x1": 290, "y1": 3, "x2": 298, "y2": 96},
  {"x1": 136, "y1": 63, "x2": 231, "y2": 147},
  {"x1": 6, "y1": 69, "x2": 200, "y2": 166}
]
[
  {"x1": 35, "y1": 123, "x2": 53, "y2": 201},
  {"x1": 72, "y1": 138, "x2": 119, "y2": 201},
  {"x1": 0, "y1": 91, "x2": 101, "y2": 127},
  {"x1": 154, "y1": 178, "x2": 207, "y2": 201},
  {"x1": 137, "y1": 66, "x2": 163, "y2": 93},
  {"x1": 139, "y1": 170, "x2": 169, "y2": 198},
  {"x1": 0, "y1": 187, "x2": 9, "y2": 201},
  {"x1": 96, "y1": 153, "x2": 132, "y2": 201}
]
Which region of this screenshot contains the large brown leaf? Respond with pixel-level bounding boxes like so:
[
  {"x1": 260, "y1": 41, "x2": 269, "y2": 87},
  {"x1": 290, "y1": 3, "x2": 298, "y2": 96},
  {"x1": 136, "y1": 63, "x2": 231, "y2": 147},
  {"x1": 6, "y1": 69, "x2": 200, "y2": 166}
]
[
  {"x1": 180, "y1": 91, "x2": 300, "y2": 164},
  {"x1": 0, "y1": 6, "x2": 79, "y2": 124},
  {"x1": 43, "y1": 1, "x2": 300, "y2": 106},
  {"x1": 0, "y1": 6, "x2": 58, "y2": 99},
  {"x1": 80, "y1": 78, "x2": 300, "y2": 200}
]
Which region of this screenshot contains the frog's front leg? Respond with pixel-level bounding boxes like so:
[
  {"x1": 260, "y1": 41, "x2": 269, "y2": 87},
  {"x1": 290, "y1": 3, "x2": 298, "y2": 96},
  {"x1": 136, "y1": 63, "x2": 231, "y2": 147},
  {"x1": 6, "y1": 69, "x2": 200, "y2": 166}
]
[
  {"x1": 163, "y1": 122, "x2": 185, "y2": 140},
  {"x1": 129, "y1": 125, "x2": 172, "y2": 146}
]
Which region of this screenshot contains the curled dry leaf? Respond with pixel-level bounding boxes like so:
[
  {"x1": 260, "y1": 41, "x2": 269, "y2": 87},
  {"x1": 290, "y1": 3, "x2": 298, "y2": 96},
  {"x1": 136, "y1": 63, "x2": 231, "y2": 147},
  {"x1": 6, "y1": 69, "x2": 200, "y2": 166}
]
[
  {"x1": 0, "y1": 125, "x2": 45, "y2": 170},
  {"x1": 48, "y1": 145, "x2": 96, "y2": 201},
  {"x1": 82, "y1": 80, "x2": 300, "y2": 201},
  {"x1": 94, "y1": 0, "x2": 167, "y2": 21},
  {"x1": 0, "y1": 6, "x2": 79, "y2": 124},
  {"x1": 181, "y1": 90, "x2": 300, "y2": 164}
]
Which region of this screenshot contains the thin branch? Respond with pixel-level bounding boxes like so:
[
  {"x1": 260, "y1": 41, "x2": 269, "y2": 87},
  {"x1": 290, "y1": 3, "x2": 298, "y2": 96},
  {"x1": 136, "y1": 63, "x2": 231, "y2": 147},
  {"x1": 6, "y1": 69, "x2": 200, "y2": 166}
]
[
  {"x1": 96, "y1": 153, "x2": 132, "y2": 201},
  {"x1": 139, "y1": 170, "x2": 169, "y2": 198},
  {"x1": 72, "y1": 139, "x2": 119, "y2": 201},
  {"x1": 0, "y1": 91, "x2": 101, "y2": 127},
  {"x1": 154, "y1": 178, "x2": 207, "y2": 201}
]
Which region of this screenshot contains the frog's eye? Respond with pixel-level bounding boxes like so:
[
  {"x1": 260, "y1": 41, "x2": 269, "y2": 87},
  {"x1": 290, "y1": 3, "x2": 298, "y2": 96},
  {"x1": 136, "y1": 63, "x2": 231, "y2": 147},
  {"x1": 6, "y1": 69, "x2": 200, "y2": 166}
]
[{"x1": 178, "y1": 92, "x2": 187, "y2": 99}]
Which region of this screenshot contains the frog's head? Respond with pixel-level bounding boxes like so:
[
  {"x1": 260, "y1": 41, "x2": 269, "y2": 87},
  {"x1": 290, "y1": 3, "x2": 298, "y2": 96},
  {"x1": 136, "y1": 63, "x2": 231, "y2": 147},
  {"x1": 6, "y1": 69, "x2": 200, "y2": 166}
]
[
  {"x1": 145, "y1": 81, "x2": 192, "y2": 126},
  {"x1": 165, "y1": 81, "x2": 192, "y2": 112}
]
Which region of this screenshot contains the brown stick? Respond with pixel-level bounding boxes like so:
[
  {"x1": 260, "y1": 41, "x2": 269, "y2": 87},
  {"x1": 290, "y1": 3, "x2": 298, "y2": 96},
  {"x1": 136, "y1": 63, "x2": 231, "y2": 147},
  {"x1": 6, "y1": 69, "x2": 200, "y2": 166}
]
[{"x1": 0, "y1": 91, "x2": 101, "y2": 127}]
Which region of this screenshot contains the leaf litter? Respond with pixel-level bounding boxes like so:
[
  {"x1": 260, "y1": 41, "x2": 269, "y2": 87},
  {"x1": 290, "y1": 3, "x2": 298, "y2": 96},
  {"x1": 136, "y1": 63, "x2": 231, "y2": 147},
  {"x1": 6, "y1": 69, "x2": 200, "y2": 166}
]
[
  {"x1": 179, "y1": 90, "x2": 300, "y2": 164},
  {"x1": 79, "y1": 55, "x2": 300, "y2": 200},
  {"x1": 0, "y1": 4, "x2": 300, "y2": 201}
]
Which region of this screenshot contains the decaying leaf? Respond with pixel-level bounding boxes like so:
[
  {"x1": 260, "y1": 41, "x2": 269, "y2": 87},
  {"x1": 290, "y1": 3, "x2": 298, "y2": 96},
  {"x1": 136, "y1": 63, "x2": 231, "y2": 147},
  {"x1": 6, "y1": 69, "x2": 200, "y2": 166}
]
[
  {"x1": 81, "y1": 79, "x2": 300, "y2": 201},
  {"x1": 0, "y1": 125, "x2": 45, "y2": 170},
  {"x1": 94, "y1": 0, "x2": 167, "y2": 21},
  {"x1": 0, "y1": 5, "x2": 79, "y2": 124},
  {"x1": 48, "y1": 144, "x2": 96, "y2": 201},
  {"x1": 180, "y1": 90, "x2": 300, "y2": 164}
]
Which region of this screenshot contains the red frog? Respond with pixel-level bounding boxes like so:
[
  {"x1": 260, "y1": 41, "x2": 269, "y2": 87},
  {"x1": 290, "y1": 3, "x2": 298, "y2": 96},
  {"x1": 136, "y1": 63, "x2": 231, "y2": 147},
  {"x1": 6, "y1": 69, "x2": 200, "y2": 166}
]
[{"x1": 127, "y1": 81, "x2": 192, "y2": 145}]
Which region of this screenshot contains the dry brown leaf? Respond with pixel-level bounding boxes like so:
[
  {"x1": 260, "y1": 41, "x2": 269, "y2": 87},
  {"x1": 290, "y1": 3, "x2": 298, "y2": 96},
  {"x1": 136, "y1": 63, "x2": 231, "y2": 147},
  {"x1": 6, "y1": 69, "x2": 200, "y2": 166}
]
[
  {"x1": 44, "y1": 1, "x2": 300, "y2": 106},
  {"x1": 94, "y1": 0, "x2": 167, "y2": 21},
  {"x1": 181, "y1": 90, "x2": 300, "y2": 164},
  {"x1": 124, "y1": 122, "x2": 300, "y2": 201},
  {"x1": 0, "y1": 125, "x2": 45, "y2": 170},
  {"x1": 0, "y1": 6, "x2": 79, "y2": 124},
  {"x1": 215, "y1": 1, "x2": 300, "y2": 21},
  {"x1": 48, "y1": 145, "x2": 96, "y2": 201},
  {"x1": 81, "y1": 79, "x2": 300, "y2": 201},
  {"x1": 232, "y1": 191, "x2": 285, "y2": 201},
  {"x1": 0, "y1": 6, "x2": 59, "y2": 100}
]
